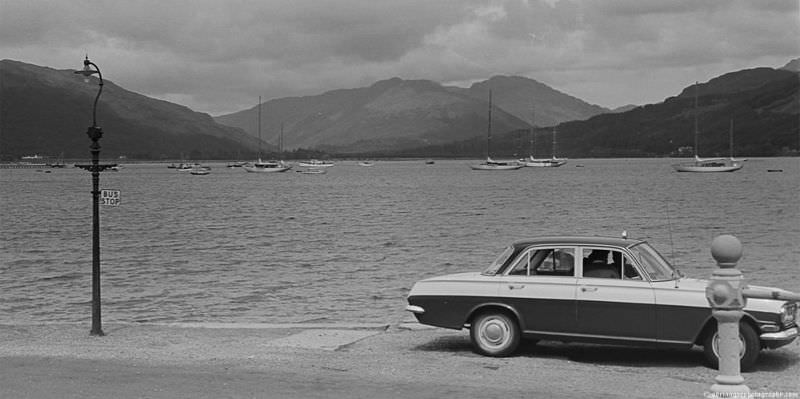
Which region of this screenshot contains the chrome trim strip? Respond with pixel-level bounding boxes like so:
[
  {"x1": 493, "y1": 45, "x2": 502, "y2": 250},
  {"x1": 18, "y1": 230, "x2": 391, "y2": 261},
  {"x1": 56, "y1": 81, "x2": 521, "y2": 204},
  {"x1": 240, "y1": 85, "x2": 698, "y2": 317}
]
[
  {"x1": 522, "y1": 330, "x2": 691, "y2": 345},
  {"x1": 760, "y1": 327, "x2": 798, "y2": 341},
  {"x1": 405, "y1": 305, "x2": 425, "y2": 314}
]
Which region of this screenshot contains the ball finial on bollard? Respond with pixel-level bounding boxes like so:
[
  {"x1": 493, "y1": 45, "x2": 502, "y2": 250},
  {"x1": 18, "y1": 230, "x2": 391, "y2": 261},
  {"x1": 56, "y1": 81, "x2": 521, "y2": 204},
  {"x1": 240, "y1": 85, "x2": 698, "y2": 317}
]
[
  {"x1": 710, "y1": 234, "x2": 742, "y2": 268},
  {"x1": 707, "y1": 234, "x2": 749, "y2": 395}
]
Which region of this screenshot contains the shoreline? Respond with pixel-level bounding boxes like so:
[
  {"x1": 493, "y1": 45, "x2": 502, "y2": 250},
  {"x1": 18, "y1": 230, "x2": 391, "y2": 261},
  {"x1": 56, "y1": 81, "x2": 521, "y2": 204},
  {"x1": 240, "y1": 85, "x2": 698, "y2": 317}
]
[{"x1": 1, "y1": 322, "x2": 798, "y2": 398}]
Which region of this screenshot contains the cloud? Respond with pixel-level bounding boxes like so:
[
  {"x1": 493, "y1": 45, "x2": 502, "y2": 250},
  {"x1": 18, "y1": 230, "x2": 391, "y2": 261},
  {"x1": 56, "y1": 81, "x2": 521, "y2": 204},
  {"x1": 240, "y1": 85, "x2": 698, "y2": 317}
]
[{"x1": 2, "y1": 0, "x2": 797, "y2": 115}]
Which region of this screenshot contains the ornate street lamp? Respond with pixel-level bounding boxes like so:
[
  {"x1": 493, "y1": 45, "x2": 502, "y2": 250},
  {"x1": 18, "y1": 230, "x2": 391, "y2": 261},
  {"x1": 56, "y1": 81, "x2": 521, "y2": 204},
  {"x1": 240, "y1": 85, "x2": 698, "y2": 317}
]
[{"x1": 74, "y1": 56, "x2": 116, "y2": 336}]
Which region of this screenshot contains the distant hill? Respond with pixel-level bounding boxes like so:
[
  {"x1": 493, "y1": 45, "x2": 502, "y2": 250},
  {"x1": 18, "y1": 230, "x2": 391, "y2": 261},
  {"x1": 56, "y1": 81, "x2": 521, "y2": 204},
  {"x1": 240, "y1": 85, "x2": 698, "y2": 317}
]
[
  {"x1": 0, "y1": 60, "x2": 259, "y2": 161},
  {"x1": 214, "y1": 76, "x2": 606, "y2": 152},
  {"x1": 611, "y1": 104, "x2": 639, "y2": 113},
  {"x1": 389, "y1": 67, "x2": 799, "y2": 158},
  {"x1": 2, "y1": 59, "x2": 797, "y2": 160},
  {"x1": 782, "y1": 58, "x2": 800, "y2": 72},
  {"x1": 462, "y1": 75, "x2": 609, "y2": 126}
]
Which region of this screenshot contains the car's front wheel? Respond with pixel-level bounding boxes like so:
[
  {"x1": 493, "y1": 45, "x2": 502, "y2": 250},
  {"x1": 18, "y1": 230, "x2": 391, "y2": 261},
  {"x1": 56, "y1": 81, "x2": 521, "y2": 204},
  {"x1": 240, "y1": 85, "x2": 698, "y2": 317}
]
[
  {"x1": 702, "y1": 322, "x2": 760, "y2": 372},
  {"x1": 470, "y1": 311, "x2": 520, "y2": 357}
]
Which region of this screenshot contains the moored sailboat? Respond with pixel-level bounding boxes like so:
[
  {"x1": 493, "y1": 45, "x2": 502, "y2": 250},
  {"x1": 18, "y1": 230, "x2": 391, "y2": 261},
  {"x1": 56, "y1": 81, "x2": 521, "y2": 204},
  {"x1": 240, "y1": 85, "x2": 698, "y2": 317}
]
[
  {"x1": 243, "y1": 97, "x2": 291, "y2": 173},
  {"x1": 470, "y1": 90, "x2": 523, "y2": 171},
  {"x1": 522, "y1": 126, "x2": 567, "y2": 168},
  {"x1": 297, "y1": 159, "x2": 334, "y2": 168},
  {"x1": 672, "y1": 84, "x2": 742, "y2": 173}
]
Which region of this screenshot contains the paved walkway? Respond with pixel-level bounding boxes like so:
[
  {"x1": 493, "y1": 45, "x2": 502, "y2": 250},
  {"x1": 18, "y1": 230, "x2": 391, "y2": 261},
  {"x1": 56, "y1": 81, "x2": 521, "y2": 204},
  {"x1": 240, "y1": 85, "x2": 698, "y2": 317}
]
[{"x1": 1, "y1": 322, "x2": 797, "y2": 398}]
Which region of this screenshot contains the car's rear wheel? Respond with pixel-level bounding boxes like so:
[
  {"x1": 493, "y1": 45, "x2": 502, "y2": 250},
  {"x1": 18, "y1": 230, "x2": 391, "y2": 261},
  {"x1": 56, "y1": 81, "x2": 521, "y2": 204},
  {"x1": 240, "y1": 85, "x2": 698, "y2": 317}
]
[
  {"x1": 702, "y1": 321, "x2": 760, "y2": 372},
  {"x1": 470, "y1": 311, "x2": 520, "y2": 357}
]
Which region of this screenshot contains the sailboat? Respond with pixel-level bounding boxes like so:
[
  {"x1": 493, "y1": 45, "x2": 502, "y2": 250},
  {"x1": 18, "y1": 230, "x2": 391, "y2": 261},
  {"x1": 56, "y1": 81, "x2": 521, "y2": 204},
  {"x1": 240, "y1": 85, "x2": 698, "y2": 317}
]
[
  {"x1": 522, "y1": 125, "x2": 567, "y2": 168},
  {"x1": 470, "y1": 90, "x2": 524, "y2": 171},
  {"x1": 672, "y1": 84, "x2": 743, "y2": 173},
  {"x1": 48, "y1": 152, "x2": 66, "y2": 168},
  {"x1": 243, "y1": 97, "x2": 291, "y2": 173}
]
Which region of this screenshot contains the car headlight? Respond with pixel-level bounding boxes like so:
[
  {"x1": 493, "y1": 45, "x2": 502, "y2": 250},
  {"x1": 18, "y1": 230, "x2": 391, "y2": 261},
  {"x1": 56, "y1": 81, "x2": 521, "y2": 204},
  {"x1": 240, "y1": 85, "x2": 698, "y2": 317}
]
[{"x1": 781, "y1": 303, "x2": 798, "y2": 327}]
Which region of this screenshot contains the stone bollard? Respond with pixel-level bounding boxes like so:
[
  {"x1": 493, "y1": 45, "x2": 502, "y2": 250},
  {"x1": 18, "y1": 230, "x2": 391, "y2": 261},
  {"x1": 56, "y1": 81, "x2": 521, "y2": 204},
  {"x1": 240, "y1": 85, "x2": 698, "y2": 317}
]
[{"x1": 706, "y1": 234, "x2": 750, "y2": 395}]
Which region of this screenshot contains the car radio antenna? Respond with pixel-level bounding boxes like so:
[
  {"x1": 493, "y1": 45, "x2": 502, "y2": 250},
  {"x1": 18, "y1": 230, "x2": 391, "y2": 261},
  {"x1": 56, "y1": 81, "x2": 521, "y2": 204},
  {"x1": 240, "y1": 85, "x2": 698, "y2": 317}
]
[
  {"x1": 666, "y1": 203, "x2": 676, "y2": 263},
  {"x1": 664, "y1": 201, "x2": 680, "y2": 288}
]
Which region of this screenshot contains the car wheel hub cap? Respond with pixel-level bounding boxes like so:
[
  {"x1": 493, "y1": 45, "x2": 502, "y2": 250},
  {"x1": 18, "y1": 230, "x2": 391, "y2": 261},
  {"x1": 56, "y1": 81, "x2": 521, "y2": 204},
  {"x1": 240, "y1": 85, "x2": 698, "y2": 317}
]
[
  {"x1": 712, "y1": 333, "x2": 745, "y2": 358},
  {"x1": 482, "y1": 319, "x2": 508, "y2": 346}
]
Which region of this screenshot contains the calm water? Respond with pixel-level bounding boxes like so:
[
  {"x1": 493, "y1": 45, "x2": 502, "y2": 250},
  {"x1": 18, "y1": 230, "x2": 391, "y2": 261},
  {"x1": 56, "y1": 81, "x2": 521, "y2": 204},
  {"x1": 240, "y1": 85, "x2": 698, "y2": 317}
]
[{"x1": 1, "y1": 158, "x2": 799, "y2": 325}]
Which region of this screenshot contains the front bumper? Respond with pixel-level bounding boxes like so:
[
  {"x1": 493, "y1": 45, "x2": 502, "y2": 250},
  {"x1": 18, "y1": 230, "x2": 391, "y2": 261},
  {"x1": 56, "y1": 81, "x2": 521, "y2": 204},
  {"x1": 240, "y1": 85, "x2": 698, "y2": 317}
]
[{"x1": 760, "y1": 326, "x2": 798, "y2": 349}]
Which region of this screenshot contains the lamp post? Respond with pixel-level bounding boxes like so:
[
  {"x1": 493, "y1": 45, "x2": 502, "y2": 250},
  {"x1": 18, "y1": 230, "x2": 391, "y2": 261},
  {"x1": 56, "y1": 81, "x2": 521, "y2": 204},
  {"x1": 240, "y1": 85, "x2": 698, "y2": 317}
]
[{"x1": 74, "y1": 56, "x2": 115, "y2": 336}]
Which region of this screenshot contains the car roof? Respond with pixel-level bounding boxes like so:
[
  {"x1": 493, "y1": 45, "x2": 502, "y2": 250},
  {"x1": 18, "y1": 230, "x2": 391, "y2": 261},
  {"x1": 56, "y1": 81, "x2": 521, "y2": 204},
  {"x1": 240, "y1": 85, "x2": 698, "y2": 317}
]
[{"x1": 510, "y1": 236, "x2": 646, "y2": 250}]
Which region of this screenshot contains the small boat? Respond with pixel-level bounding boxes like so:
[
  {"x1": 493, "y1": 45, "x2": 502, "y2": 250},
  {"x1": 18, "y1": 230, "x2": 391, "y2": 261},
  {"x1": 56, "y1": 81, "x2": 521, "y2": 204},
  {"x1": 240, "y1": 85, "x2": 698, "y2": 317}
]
[
  {"x1": 673, "y1": 156, "x2": 742, "y2": 173},
  {"x1": 190, "y1": 165, "x2": 210, "y2": 175},
  {"x1": 226, "y1": 161, "x2": 246, "y2": 168},
  {"x1": 521, "y1": 126, "x2": 567, "y2": 167},
  {"x1": 470, "y1": 90, "x2": 523, "y2": 171},
  {"x1": 297, "y1": 159, "x2": 335, "y2": 168},
  {"x1": 523, "y1": 157, "x2": 567, "y2": 167},
  {"x1": 243, "y1": 159, "x2": 291, "y2": 173},
  {"x1": 110, "y1": 165, "x2": 123, "y2": 171},
  {"x1": 470, "y1": 157, "x2": 524, "y2": 171},
  {"x1": 176, "y1": 163, "x2": 194, "y2": 172},
  {"x1": 48, "y1": 153, "x2": 66, "y2": 168},
  {"x1": 296, "y1": 167, "x2": 327, "y2": 174},
  {"x1": 244, "y1": 97, "x2": 292, "y2": 173},
  {"x1": 19, "y1": 154, "x2": 47, "y2": 167},
  {"x1": 425, "y1": 160, "x2": 435, "y2": 165},
  {"x1": 358, "y1": 161, "x2": 374, "y2": 167},
  {"x1": 672, "y1": 85, "x2": 743, "y2": 173}
]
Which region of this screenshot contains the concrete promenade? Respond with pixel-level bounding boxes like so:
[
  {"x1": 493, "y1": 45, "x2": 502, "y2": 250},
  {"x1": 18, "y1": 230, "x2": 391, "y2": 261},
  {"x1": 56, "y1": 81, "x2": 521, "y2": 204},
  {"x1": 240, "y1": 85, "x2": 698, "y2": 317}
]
[{"x1": 0, "y1": 322, "x2": 798, "y2": 398}]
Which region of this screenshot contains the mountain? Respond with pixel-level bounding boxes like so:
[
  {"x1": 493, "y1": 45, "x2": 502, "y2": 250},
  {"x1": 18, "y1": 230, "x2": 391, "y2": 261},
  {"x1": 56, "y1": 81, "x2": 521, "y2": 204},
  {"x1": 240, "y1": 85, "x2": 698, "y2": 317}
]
[
  {"x1": 216, "y1": 78, "x2": 530, "y2": 153},
  {"x1": 0, "y1": 60, "x2": 259, "y2": 160},
  {"x1": 214, "y1": 76, "x2": 606, "y2": 152},
  {"x1": 462, "y1": 75, "x2": 609, "y2": 126},
  {"x1": 404, "y1": 67, "x2": 797, "y2": 158},
  {"x1": 781, "y1": 58, "x2": 800, "y2": 72},
  {"x1": 3, "y1": 59, "x2": 796, "y2": 160},
  {"x1": 611, "y1": 104, "x2": 639, "y2": 113}
]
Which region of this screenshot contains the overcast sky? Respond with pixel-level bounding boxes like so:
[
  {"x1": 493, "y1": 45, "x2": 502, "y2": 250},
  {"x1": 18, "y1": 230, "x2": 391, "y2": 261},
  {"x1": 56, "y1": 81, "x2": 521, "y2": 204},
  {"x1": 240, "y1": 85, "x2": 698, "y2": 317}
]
[{"x1": 2, "y1": 0, "x2": 798, "y2": 116}]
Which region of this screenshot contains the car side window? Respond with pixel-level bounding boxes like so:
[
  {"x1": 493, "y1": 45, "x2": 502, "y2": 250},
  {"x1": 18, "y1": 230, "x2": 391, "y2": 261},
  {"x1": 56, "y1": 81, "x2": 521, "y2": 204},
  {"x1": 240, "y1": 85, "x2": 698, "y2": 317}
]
[
  {"x1": 507, "y1": 251, "x2": 531, "y2": 275},
  {"x1": 532, "y1": 248, "x2": 575, "y2": 276},
  {"x1": 506, "y1": 247, "x2": 575, "y2": 277},
  {"x1": 622, "y1": 254, "x2": 642, "y2": 280},
  {"x1": 582, "y1": 248, "x2": 625, "y2": 279}
]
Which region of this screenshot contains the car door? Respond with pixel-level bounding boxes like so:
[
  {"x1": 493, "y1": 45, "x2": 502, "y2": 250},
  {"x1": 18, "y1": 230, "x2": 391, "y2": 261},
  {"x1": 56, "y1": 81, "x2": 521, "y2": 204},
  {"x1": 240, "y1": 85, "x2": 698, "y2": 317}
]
[
  {"x1": 575, "y1": 247, "x2": 657, "y2": 341},
  {"x1": 496, "y1": 246, "x2": 578, "y2": 335}
]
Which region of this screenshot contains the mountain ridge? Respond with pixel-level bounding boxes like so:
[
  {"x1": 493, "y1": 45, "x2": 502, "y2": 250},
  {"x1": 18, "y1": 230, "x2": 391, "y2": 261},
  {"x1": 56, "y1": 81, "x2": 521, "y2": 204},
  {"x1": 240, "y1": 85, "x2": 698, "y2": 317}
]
[
  {"x1": 0, "y1": 59, "x2": 259, "y2": 160},
  {"x1": 213, "y1": 74, "x2": 608, "y2": 152},
  {"x1": 1, "y1": 58, "x2": 797, "y2": 159}
]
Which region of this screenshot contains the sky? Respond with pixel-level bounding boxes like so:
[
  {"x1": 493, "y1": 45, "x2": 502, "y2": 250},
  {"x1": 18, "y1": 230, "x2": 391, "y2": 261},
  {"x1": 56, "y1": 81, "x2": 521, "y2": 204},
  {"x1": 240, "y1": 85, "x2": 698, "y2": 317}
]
[{"x1": 2, "y1": 0, "x2": 798, "y2": 116}]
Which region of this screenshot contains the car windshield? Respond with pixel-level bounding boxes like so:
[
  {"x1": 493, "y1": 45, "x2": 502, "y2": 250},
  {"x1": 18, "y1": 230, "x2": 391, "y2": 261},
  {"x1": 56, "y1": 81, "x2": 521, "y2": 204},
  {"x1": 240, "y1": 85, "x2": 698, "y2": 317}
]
[
  {"x1": 482, "y1": 245, "x2": 515, "y2": 275},
  {"x1": 628, "y1": 243, "x2": 677, "y2": 281}
]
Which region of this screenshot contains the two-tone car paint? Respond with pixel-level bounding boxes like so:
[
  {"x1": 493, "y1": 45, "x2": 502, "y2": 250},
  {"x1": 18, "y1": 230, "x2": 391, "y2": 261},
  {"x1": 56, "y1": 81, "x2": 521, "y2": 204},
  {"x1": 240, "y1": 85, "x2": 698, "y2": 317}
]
[{"x1": 406, "y1": 236, "x2": 797, "y2": 361}]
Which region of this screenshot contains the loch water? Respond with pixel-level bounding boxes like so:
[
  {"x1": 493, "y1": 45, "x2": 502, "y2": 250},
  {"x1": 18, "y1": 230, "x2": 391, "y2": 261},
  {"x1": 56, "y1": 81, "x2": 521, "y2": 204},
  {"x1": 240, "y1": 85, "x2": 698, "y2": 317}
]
[{"x1": 1, "y1": 158, "x2": 798, "y2": 325}]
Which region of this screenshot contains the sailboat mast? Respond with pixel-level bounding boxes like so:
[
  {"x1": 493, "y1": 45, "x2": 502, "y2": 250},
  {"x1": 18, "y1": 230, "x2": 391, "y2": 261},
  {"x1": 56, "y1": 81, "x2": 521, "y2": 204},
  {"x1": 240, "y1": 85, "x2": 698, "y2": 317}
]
[
  {"x1": 729, "y1": 118, "x2": 734, "y2": 159},
  {"x1": 257, "y1": 96, "x2": 262, "y2": 159},
  {"x1": 487, "y1": 90, "x2": 492, "y2": 160},
  {"x1": 693, "y1": 82, "x2": 698, "y2": 158},
  {"x1": 530, "y1": 107, "x2": 535, "y2": 156},
  {"x1": 552, "y1": 127, "x2": 557, "y2": 158}
]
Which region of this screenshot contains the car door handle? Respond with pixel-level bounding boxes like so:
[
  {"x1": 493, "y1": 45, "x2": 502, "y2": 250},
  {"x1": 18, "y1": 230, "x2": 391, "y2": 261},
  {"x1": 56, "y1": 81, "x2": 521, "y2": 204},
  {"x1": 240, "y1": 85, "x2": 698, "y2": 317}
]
[
  {"x1": 580, "y1": 287, "x2": 598, "y2": 292},
  {"x1": 507, "y1": 284, "x2": 525, "y2": 290}
]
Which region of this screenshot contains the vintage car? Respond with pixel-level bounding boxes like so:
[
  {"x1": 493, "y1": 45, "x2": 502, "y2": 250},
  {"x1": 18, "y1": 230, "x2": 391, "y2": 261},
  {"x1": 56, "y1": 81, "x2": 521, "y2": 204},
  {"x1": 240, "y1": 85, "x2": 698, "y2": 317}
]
[{"x1": 405, "y1": 236, "x2": 798, "y2": 370}]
